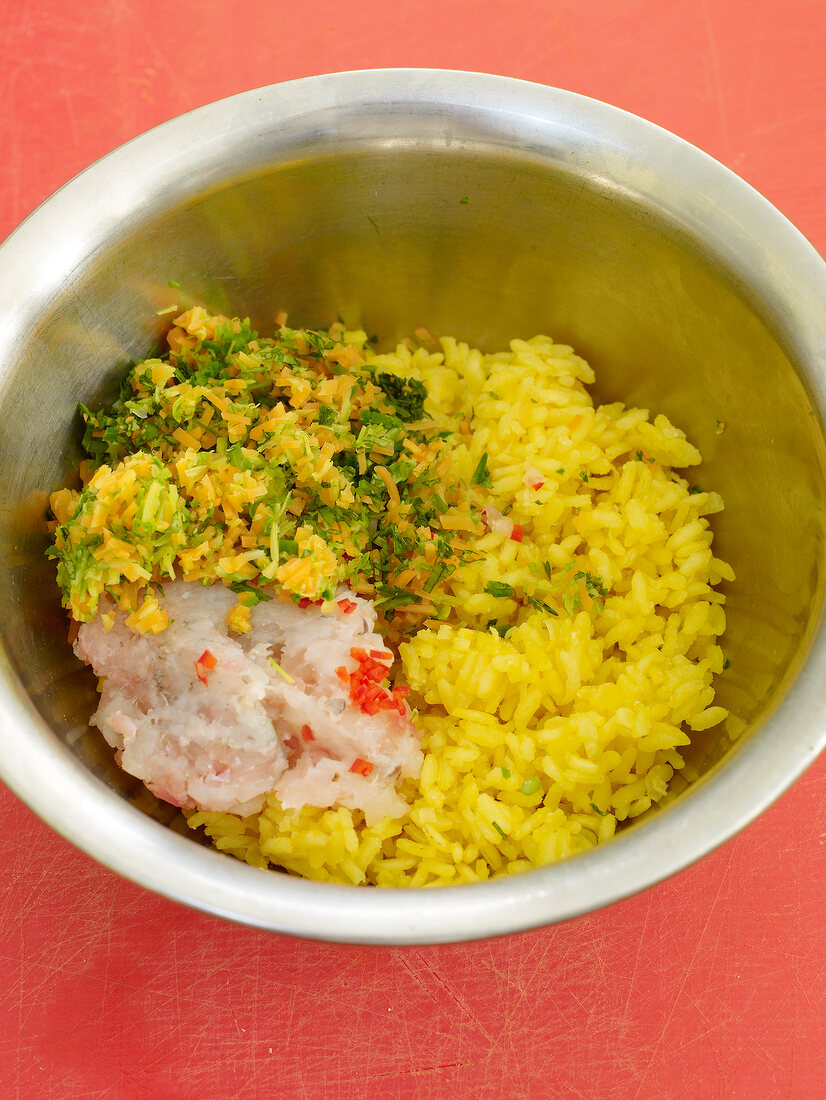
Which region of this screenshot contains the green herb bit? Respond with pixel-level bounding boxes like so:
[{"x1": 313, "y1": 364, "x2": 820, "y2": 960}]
[
  {"x1": 556, "y1": 468, "x2": 565, "y2": 475},
  {"x1": 487, "y1": 620, "x2": 510, "y2": 638},
  {"x1": 688, "y1": 485, "x2": 702, "y2": 495},
  {"x1": 527, "y1": 595, "x2": 558, "y2": 616},
  {"x1": 167, "y1": 279, "x2": 181, "y2": 288},
  {"x1": 423, "y1": 561, "x2": 448, "y2": 593},
  {"x1": 501, "y1": 767, "x2": 511, "y2": 779},
  {"x1": 376, "y1": 584, "x2": 418, "y2": 609},
  {"x1": 579, "y1": 470, "x2": 589, "y2": 482},
  {"x1": 635, "y1": 450, "x2": 644, "y2": 461},
  {"x1": 723, "y1": 657, "x2": 731, "y2": 670},
  {"x1": 485, "y1": 581, "x2": 515, "y2": 598},
  {"x1": 374, "y1": 372, "x2": 426, "y2": 422},
  {"x1": 229, "y1": 580, "x2": 273, "y2": 606},
  {"x1": 459, "y1": 196, "x2": 469, "y2": 205},
  {"x1": 590, "y1": 802, "x2": 607, "y2": 817},
  {"x1": 471, "y1": 452, "x2": 493, "y2": 488},
  {"x1": 492, "y1": 821, "x2": 506, "y2": 838},
  {"x1": 521, "y1": 777, "x2": 541, "y2": 796}
]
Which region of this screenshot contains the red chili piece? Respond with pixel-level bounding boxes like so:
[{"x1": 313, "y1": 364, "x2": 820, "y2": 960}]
[
  {"x1": 510, "y1": 524, "x2": 524, "y2": 542},
  {"x1": 300, "y1": 724, "x2": 315, "y2": 742},
  {"x1": 349, "y1": 758, "x2": 374, "y2": 777},
  {"x1": 337, "y1": 597, "x2": 358, "y2": 614},
  {"x1": 194, "y1": 648, "x2": 218, "y2": 685},
  {"x1": 342, "y1": 647, "x2": 410, "y2": 716},
  {"x1": 531, "y1": 481, "x2": 544, "y2": 490}
]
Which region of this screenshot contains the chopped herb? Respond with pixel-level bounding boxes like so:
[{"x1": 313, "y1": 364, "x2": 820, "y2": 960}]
[
  {"x1": 167, "y1": 279, "x2": 181, "y2": 288},
  {"x1": 487, "y1": 620, "x2": 510, "y2": 637},
  {"x1": 229, "y1": 581, "x2": 273, "y2": 605},
  {"x1": 688, "y1": 485, "x2": 702, "y2": 495},
  {"x1": 579, "y1": 470, "x2": 589, "y2": 482},
  {"x1": 528, "y1": 595, "x2": 558, "y2": 616},
  {"x1": 471, "y1": 452, "x2": 493, "y2": 488},
  {"x1": 374, "y1": 372, "x2": 426, "y2": 421},
  {"x1": 590, "y1": 802, "x2": 607, "y2": 817},
  {"x1": 556, "y1": 468, "x2": 565, "y2": 475},
  {"x1": 723, "y1": 657, "x2": 731, "y2": 670},
  {"x1": 485, "y1": 581, "x2": 515, "y2": 598},
  {"x1": 51, "y1": 309, "x2": 471, "y2": 636},
  {"x1": 423, "y1": 561, "x2": 448, "y2": 593},
  {"x1": 492, "y1": 821, "x2": 506, "y2": 838},
  {"x1": 459, "y1": 195, "x2": 469, "y2": 205},
  {"x1": 376, "y1": 584, "x2": 418, "y2": 609},
  {"x1": 635, "y1": 450, "x2": 643, "y2": 461}
]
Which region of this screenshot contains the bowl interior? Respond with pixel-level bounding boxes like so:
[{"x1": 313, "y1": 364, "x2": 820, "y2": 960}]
[{"x1": 1, "y1": 76, "x2": 825, "y2": 936}]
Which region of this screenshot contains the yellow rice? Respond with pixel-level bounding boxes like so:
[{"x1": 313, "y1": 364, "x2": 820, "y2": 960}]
[{"x1": 188, "y1": 333, "x2": 733, "y2": 887}]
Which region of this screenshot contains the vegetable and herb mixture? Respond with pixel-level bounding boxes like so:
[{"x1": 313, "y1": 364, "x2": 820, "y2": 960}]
[{"x1": 50, "y1": 306, "x2": 734, "y2": 886}]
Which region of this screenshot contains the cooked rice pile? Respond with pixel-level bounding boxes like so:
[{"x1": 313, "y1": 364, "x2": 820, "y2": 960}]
[{"x1": 191, "y1": 335, "x2": 733, "y2": 886}]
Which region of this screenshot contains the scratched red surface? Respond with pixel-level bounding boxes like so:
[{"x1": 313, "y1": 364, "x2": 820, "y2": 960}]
[{"x1": 2, "y1": 2, "x2": 826, "y2": 1097}]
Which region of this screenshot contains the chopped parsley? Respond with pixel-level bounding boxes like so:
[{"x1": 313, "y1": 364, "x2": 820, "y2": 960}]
[
  {"x1": 527, "y1": 595, "x2": 558, "y2": 616},
  {"x1": 374, "y1": 372, "x2": 426, "y2": 422},
  {"x1": 485, "y1": 581, "x2": 515, "y2": 598}
]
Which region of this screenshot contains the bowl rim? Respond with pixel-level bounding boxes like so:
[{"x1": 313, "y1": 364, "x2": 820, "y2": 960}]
[{"x1": 2, "y1": 68, "x2": 826, "y2": 944}]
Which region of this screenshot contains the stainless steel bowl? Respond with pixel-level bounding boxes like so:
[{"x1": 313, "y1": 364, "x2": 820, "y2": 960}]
[{"x1": 2, "y1": 70, "x2": 825, "y2": 943}]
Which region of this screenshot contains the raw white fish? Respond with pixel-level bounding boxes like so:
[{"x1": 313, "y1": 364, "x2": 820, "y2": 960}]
[{"x1": 75, "y1": 581, "x2": 422, "y2": 822}]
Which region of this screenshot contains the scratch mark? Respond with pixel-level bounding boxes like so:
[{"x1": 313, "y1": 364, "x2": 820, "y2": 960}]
[
  {"x1": 631, "y1": 847, "x2": 735, "y2": 1100},
  {"x1": 701, "y1": 0, "x2": 731, "y2": 151},
  {"x1": 411, "y1": 950, "x2": 497, "y2": 1046}
]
